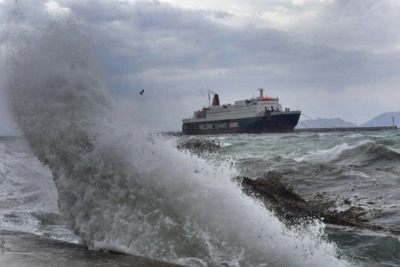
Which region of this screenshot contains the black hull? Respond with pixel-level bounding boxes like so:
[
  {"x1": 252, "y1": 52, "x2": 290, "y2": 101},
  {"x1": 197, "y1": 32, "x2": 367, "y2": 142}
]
[{"x1": 182, "y1": 112, "x2": 301, "y2": 135}]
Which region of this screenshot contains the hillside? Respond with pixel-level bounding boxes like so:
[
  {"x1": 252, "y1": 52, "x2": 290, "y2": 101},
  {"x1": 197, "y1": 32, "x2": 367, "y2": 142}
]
[{"x1": 360, "y1": 112, "x2": 400, "y2": 127}]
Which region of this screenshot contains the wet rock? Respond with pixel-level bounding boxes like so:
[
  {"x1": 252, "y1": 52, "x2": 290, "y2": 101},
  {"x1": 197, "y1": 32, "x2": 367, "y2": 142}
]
[
  {"x1": 238, "y1": 172, "x2": 310, "y2": 225},
  {"x1": 177, "y1": 138, "x2": 221, "y2": 155},
  {"x1": 237, "y1": 171, "x2": 389, "y2": 232}
]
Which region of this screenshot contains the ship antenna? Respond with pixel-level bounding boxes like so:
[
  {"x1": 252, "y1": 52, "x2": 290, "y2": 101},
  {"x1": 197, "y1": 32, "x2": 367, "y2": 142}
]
[{"x1": 259, "y1": 88, "x2": 264, "y2": 98}]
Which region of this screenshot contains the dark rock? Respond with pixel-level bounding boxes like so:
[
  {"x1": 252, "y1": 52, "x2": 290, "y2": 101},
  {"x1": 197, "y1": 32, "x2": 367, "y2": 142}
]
[
  {"x1": 238, "y1": 172, "x2": 310, "y2": 225},
  {"x1": 177, "y1": 138, "x2": 221, "y2": 156},
  {"x1": 237, "y1": 171, "x2": 389, "y2": 232}
]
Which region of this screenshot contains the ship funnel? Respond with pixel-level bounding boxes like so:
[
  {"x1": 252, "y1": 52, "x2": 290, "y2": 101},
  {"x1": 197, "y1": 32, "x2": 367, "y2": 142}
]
[
  {"x1": 259, "y1": 88, "x2": 264, "y2": 98},
  {"x1": 212, "y1": 94, "x2": 220, "y2": 106}
]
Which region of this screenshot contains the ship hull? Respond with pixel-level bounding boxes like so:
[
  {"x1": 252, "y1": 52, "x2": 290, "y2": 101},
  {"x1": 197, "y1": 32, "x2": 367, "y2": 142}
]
[{"x1": 182, "y1": 112, "x2": 301, "y2": 135}]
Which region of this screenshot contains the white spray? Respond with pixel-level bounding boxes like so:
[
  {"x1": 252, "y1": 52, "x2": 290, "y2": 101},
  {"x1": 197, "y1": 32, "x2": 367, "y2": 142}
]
[{"x1": 0, "y1": 8, "x2": 352, "y2": 267}]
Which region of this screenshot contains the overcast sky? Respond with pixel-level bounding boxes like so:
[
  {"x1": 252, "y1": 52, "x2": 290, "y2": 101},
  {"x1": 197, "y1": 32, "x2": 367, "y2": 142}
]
[{"x1": 1, "y1": 0, "x2": 400, "y2": 134}]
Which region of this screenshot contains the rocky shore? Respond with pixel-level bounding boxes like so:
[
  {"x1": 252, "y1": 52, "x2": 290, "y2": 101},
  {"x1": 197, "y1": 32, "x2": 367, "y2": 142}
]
[
  {"x1": 178, "y1": 137, "x2": 400, "y2": 235},
  {"x1": 237, "y1": 172, "x2": 392, "y2": 233},
  {"x1": 176, "y1": 137, "x2": 221, "y2": 155},
  {"x1": 2, "y1": 136, "x2": 396, "y2": 267}
]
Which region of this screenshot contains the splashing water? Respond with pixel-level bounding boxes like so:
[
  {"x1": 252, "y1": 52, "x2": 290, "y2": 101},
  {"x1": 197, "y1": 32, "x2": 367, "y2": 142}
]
[{"x1": 0, "y1": 8, "x2": 352, "y2": 267}]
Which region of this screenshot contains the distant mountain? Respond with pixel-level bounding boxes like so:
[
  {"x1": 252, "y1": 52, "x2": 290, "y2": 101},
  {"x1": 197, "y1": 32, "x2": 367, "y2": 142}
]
[
  {"x1": 360, "y1": 112, "x2": 400, "y2": 127},
  {"x1": 296, "y1": 118, "x2": 355, "y2": 129}
]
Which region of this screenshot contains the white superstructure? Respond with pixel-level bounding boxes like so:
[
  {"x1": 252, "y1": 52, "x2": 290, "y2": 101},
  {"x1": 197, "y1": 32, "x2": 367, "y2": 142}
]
[{"x1": 183, "y1": 89, "x2": 289, "y2": 123}]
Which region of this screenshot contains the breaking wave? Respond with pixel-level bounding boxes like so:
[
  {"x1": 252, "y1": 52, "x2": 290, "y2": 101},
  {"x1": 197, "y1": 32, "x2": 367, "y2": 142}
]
[
  {"x1": 298, "y1": 140, "x2": 400, "y2": 167},
  {"x1": 1, "y1": 8, "x2": 351, "y2": 266}
]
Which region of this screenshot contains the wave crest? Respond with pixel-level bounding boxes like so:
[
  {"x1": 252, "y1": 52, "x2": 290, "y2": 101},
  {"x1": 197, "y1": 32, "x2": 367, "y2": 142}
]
[
  {"x1": 1, "y1": 8, "x2": 350, "y2": 266},
  {"x1": 300, "y1": 140, "x2": 400, "y2": 166}
]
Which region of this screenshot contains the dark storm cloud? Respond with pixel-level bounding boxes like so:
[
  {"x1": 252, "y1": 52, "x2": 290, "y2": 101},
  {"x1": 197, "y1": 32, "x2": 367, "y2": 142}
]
[
  {"x1": 2, "y1": 0, "x2": 400, "y2": 131},
  {"x1": 64, "y1": 0, "x2": 399, "y2": 93}
]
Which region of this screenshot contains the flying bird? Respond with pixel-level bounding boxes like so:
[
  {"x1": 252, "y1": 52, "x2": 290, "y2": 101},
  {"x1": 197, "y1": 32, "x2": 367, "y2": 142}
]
[{"x1": 139, "y1": 89, "x2": 144, "y2": 95}]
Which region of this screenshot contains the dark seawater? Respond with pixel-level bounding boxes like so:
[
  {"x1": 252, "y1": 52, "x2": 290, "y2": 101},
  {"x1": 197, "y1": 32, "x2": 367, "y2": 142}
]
[
  {"x1": 1, "y1": 132, "x2": 400, "y2": 266},
  {"x1": 1, "y1": 6, "x2": 399, "y2": 267},
  {"x1": 210, "y1": 131, "x2": 400, "y2": 266}
]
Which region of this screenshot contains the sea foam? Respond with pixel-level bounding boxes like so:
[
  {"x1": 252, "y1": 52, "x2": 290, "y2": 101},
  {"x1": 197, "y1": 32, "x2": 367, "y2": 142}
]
[{"x1": 1, "y1": 7, "x2": 351, "y2": 267}]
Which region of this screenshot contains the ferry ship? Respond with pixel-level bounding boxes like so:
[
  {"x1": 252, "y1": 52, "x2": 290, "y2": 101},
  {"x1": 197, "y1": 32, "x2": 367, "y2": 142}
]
[{"x1": 182, "y1": 89, "x2": 301, "y2": 135}]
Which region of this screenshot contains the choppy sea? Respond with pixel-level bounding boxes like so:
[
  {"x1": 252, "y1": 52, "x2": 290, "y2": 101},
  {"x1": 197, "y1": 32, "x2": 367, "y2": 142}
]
[
  {"x1": 1, "y1": 131, "x2": 400, "y2": 266},
  {"x1": 1, "y1": 7, "x2": 400, "y2": 267},
  {"x1": 215, "y1": 131, "x2": 400, "y2": 266}
]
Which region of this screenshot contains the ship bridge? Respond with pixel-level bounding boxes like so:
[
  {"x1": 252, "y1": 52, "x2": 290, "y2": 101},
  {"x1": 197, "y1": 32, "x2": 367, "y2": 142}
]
[{"x1": 183, "y1": 88, "x2": 296, "y2": 123}]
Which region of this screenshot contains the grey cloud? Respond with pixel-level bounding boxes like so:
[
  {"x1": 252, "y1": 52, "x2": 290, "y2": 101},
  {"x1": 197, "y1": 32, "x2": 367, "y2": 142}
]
[
  {"x1": 2, "y1": 0, "x2": 400, "y2": 130},
  {"x1": 75, "y1": 1, "x2": 398, "y2": 92},
  {"x1": 291, "y1": 0, "x2": 400, "y2": 52}
]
